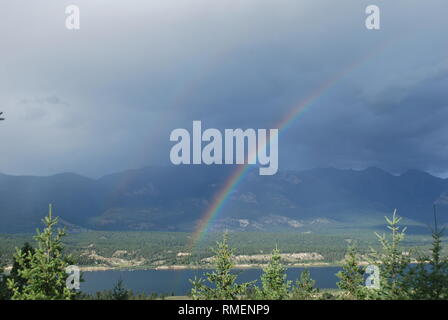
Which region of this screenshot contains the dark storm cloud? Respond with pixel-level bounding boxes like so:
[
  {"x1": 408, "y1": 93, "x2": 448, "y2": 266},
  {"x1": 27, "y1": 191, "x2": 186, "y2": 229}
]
[
  {"x1": 283, "y1": 63, "x2": 448, "y2": 176},
  {"x1": 0, "y1": 0, "x2": 447, "y2": 177}
]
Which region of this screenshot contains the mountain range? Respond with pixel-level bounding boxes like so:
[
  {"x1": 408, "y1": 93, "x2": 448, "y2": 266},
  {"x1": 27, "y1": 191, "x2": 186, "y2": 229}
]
[{"x1": 1, "y1": 166, "x2": 448, "y2": 233}]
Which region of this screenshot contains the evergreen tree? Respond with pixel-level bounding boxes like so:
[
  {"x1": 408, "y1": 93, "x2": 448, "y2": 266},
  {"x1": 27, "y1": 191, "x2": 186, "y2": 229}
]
[
  {"x1": 336, "y1": 243, "x2": 366, "y2": 299},
  {"x1": 8, "y1": 242, "x2": 35, "y2": 298},
  {"x1": 0, "y1": 243, "x2": 35, "y2": 300},
  {"x1": 291, "y1": 269, "x2": 318, "y2": 300},
  {"x1": 112, "y1": 279, "x2": 131, "y2": 300},
  {"x1": 190, "y1": 233, "x2": 253, "y2": 300},
  {"x1": 256, "y1": 248, "x2": 291, "y2": 300},
  {"x1": 367, "y1": 210, "x2": 411, "y2": 300},
  {"x1": 7, "y1": 204, "x2": 76, "y2": 300},
  {"x1": 408, "y1": 207, "x2": 448, "y2": 299},
  {"x1": 0, "y1": 252, "x2": 8, "y2": 300}
]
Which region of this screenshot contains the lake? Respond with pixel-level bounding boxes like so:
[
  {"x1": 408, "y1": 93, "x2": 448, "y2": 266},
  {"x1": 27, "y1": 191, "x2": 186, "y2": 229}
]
[{"x1": 81, "y1": 266, "x2": 342, "y2": 296}]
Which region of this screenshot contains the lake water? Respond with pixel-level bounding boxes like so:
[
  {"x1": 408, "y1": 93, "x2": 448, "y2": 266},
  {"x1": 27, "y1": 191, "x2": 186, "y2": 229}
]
[{"x1": 81, "y1": 267, "x2": 342, "y2": 296}]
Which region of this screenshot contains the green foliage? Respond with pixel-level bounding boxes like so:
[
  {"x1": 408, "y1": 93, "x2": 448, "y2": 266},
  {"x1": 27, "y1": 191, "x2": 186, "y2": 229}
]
[
  {"x1": 0, "y1": 230, "x2": 433, "y2": 268},
  {"x1": 1, "y1": 206, "x2": 448, "y2": 300},
  {"x1": 112, "y1": 279, "x2": 130, "y2": 300},
  {"x1": 7, "y1": 205, "x2": 76, "y2": 300},
  {"x1": 83, "y1": 283, "x2": 159, "y2": 300},
  {"x1": 82, "y1": 279, "x2": 136, "y2": 300},
  {"x1": 0, "y1": 242, "x2": 35, "y2": 300},
  {"x1": 8, "y1": 242, "x2": 35, "y2": 298},
  {"x1": 256, "y1": 248, "x2": 291, "y2": 300},
  {"x1": 190, "y1": 233, "x2": 253, "y2": 300},
  {"x1": 336, "y1": 243, "x2": 366, "y2": 299},
  {"x1": 367, "y1": 210, "x2": 411, "y2": 300},
  {"x1": 319, "y1": 291, "x2": 337, "y2": 300},
  {"x1": 407, "y1": 213, "x2": 448, "y2": 299},
  {"x1": 0, "y1": 252, "x2": 8, "y2": 300},
  {"x1": 291, "y1": 269, "x2": 318, "y2": 300}
]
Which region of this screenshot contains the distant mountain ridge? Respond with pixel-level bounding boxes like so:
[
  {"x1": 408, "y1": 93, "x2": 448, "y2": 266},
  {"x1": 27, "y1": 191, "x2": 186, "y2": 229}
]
[{"x1": 1, "y1": 166, "x2": 448, "y2": 233}]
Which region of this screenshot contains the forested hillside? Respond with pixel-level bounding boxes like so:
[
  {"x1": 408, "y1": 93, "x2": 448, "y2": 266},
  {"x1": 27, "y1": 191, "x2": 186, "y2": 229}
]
[{"x1": 1, "y1": 166, "x2": 448, "y2": 233}]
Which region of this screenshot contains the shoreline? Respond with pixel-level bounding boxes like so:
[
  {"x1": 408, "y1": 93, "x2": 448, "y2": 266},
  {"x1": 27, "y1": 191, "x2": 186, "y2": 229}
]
[
  {"x1": 79, "y1": 261, "x2": 340, "y2": 272},
  {"x1": 5, "y1": 260, "x2": 415, "y2": 273}
]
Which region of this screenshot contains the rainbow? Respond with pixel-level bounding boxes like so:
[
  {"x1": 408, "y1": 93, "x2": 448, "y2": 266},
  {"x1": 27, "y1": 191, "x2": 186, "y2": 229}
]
[
  {"x1": 187, "y1": 164, "x2": 250, "y2": 248},
  {"x1": 187, "y1": 44, "x2": 391, "y2": 250}
]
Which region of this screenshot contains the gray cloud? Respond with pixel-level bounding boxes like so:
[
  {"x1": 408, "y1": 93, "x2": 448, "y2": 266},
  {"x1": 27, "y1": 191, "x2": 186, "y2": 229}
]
[{"x1": 1, "y1": 0, "x2": 447, "y2": 177}]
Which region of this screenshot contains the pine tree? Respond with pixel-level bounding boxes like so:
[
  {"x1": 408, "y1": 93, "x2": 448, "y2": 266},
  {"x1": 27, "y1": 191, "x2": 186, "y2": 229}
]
[
  {"x1": 291, "y1": 269, "x2": 318, "y2": 300},
  {"x1": 336, "y1": 243, "x2": 365, "y2": 299},
  {"x1": 256, "y1": 248, "x2": 291, "y2": 300},
  {"x1": 408, "y1": 206, "x2": 448, "y2": 299},
  {"x1": 112, "y1": 279, "x2": 131, "y2": 300},
  {"x1": 8, "y1": 242, "x2": 35, "y2": 297},
  {"x1": 0, "y1": 252, "x2": 8, "y2": 300},
  {"x1": 0, "y1": 243, "x2": 35, "y2": 300},
  {"x1": 367, "y1": 210, "x2": 411, "y2": 300},
  {"x1": 190, "y1": 233, "x2": 253, "y2": 300},
  {"x1": 7, "y1": 204, "x2": 76, "y2": 300}
]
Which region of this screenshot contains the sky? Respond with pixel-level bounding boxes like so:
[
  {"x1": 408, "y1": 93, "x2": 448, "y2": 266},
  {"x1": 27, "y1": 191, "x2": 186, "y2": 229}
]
[{"x1": 1, "y1": 0, "x2": 448, "y2": 178}]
